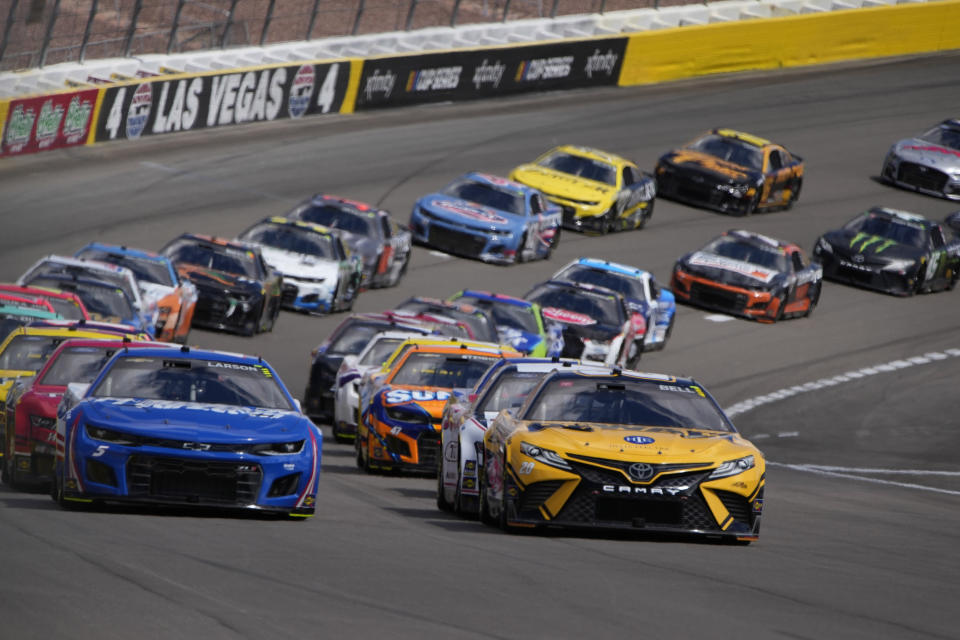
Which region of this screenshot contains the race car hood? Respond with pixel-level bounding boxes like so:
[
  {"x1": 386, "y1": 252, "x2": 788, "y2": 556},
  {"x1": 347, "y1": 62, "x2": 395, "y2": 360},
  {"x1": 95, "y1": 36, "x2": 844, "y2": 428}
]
[
  {"x1": 540, "y1": 306, "x2": 621, "y2": 342},
  {"x1": 138, "y1": 281, "x2": 177, "y2": 306},
  {"x1": 497, "y1": 326, "x2": 544, "y2": 355},
  {"x1": 892, "y1": 137, "x2": 960, "y2": 171},
  {"x1": 661, "y1": 150, "x2": 757, "y2": 183},
  {"x1": 519, "y1": 423, "x2": 754, "y2": 462},
  {"x1": 418, "y1": 195, "x2": 520, "y2": 232},
  {"x1": 378, "y1": 385, "x2": 453, "y2": 421},
  {"x1": 177, "y1": 264, "x2": 260, "y2": 292},
  {"x1": 510, "y1": 164, "x2": 616, "y2": 201},
  {"x1": 257, "y1": 246, "x2": 340, "y2": 280},
  {"x1": 80, "y1": 397, "x2": 305, "y2": 442},
  {"x1": 680, "y1": 251, "x2": 782, "y2": 288},
  {"x1": 821, "y1": 229, "x2": 924, "y2": 264}
]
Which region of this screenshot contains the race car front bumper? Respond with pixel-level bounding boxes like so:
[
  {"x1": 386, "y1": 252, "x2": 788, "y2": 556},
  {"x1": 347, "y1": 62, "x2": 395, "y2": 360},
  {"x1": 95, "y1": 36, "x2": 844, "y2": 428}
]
[{"x1": 671, "y1": 270, "x2": 781, "y2": 322}]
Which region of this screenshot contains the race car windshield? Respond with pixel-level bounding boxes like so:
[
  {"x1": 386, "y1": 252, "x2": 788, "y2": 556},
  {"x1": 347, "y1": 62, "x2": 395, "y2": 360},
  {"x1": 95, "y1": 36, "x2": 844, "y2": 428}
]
[
  {"x1": 704, "y1": 237, "x2": 788, "y2": 271},
  {"x1": 554, "y1": 265, "x2": 646, "y2": 301},
  {"x1": 166, "y1": 241, "x2": 262, "y2": 279},
  {"x1": 328, "y1": 322, "x2": 387, "y2": 355},
  {"x1": 359, "y1": 338, "x2": 406, "y2": 366},
  {"x1": 396, "y1": 300, "x2": 498, "y2": 342},
  {"x1": 442, "y1": 179, "x2": 526, "y2": 215},
  {"x1": 478, "y1": 371, "x2": 546, "y2": 414},
  {"x1": 526, "y1": 285, "x2": 623, "y2": 326},
  {"x1": 241, "y1": 223, "x2": 336, "y2": 259},
  {"x1": 77, "y1": 249, "x2": 175, "y2": 286},
  {"x1": 689, "y1": 135, "x2": 764, "y2": 170},
  {"x1": 524, "y1": 378, "x2": 734, "y2": 432},
  {"x1": 0, "y1": 316, "x2": 31, "y2": 342},
  {"x1": 291, "y1": 204, "x2": 375, "y2": 236},
  {"x1": 40, "y1": 346, "x2": 118, "y2": 386},
  {"x1": 26, "y1": 278, "x2": 135, "y2": 320},
  {"x1": 41, "y1": 297, "x2": 86, "y2": 320},
  {"x1": 91, "y1": 357, "x2": 293, "y2": 410},
  {"x1": 390, "y1": 353, "x2": 498, "y2": 389},
  {"x1": 537, "y1": 152, "x2": 616, "y2": 186},
  {"x1": 919, "y1": 124, "x2": 960, "y2": 150},
  {"x1": 845, "y1": 214, "x2": 927, "y2": 249},
  {"x1": 482, "y1": 301, "x2": 540, "y2": 334},
  {"x1": 0, "y1": 335, "x2": 64, "y2": 372}
]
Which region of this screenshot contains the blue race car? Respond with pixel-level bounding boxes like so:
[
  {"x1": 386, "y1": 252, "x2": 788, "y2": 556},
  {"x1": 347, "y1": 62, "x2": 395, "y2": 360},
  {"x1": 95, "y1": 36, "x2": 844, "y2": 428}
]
[
  {"x1": 53, "y1": 345, "x2": 321, "y2": 518},
  {"x1": 447, "y1": 289, "x2": 563, "y2": 357},
  {"x1": 409, "y1": 172, "x2": 561, "y2": 264},
  {"x1": 550, "y1": 258, "x2": 677, "y2": 351}
]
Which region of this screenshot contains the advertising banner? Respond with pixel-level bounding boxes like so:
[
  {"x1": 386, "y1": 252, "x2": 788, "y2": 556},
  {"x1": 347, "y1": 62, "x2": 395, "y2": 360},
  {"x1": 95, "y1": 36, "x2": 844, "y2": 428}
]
[
  {"x1": 1, "y1": 89, "x2": 100, "y2": 157},
  {"x1": 355, "y1": 38, "x2": 627, "y2": 110},
  {"x1": 93, "y1": 60, "x2": 352, "y2": 142}
]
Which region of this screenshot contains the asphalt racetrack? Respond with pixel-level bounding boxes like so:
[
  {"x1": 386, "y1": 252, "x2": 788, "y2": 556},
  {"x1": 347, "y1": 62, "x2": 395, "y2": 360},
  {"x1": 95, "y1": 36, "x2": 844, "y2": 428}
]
[{"x1": 2, "y1": 53, "x2": 959, "y2": 639}]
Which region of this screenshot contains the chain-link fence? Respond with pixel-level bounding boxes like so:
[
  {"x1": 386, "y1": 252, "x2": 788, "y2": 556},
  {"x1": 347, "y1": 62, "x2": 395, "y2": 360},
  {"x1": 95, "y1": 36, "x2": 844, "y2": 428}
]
[{"x1": 0, "y1": 0, "x2": 699, "y2": 71}]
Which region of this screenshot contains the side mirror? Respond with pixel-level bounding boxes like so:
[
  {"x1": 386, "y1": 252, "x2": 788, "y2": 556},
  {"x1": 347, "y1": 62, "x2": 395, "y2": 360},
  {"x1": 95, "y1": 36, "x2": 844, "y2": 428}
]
[{"x1": 293, "y1": 398, "x2": 303, "y2": 413}]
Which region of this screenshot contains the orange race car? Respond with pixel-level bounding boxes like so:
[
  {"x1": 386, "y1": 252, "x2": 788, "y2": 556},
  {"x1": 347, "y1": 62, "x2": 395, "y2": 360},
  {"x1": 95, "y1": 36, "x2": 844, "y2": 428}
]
[{"x1": 356, "y1": 340, "x2": 520, "y2": 474}]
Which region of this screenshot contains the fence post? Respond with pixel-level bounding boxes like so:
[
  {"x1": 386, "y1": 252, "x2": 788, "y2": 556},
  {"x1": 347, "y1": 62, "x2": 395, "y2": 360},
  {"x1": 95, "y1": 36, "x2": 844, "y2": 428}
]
[
  {"x1": 222, "y1": 0, "x2": 240, "y2": 48},
  {"x1": 599, "y1": 0, "x2": 607, "y2": 14},
  {"x1": 122, "y1": 0, "x2": 143, "y2": 58},
  {"x1": 80, "y1": 0, "x2": 99, "y2": 62},
  {"x1": 501, "y1": 0, "x2": 512, "y2": 22},
  {"x1": 39, "y1": 0, "x2": 62, "y2": 67},
  {"x1": 404, "y1": 0, "x2": 417, "y2": 31},
  {"x1": 550, "y1": 0, "x2": 560, "y2": 19},
  {"x1": 260, "y1": 0, "x2": 277, "y2": 45},
  {"x1": 351, "y1": 0, "x2": 365, "y2": 36},
  {"x1": 305, "y1": 0, "x2": 321, "y2": 41},
  {"x1": 0, "y1": 0, "x2": 20, "y2": 68},
  {"x1": 167, "y1": 0, "x2": 185, "y2": 54},
  {"x1": 450, "y1": 0, "x2": 462, "y2": 27}
]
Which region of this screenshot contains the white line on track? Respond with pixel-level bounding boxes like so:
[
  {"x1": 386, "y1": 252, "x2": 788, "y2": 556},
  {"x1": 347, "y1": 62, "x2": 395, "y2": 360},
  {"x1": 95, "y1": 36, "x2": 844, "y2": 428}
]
[
  {"x1": 428, "y1": 251, "x2": 451, "y2": 258},
  {"x1": 769, "y1": 462, "x2": 960, "y2": 496},
  {"x1": 725, "y1": 348, "x2": 960, "y2": 418},
  {"x1": 705, "y1": 314, "x2": 735, "y2": 322}
]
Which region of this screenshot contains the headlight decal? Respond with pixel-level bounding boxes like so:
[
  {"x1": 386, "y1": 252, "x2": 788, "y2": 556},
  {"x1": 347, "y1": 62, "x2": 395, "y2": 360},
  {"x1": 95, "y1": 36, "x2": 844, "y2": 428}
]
[
  {"x1": 708, "y1": 455, "x2": 755, "y2": 479},
  {"x1": 519, "y1": 441, "x2": 571, "y2": 471}
]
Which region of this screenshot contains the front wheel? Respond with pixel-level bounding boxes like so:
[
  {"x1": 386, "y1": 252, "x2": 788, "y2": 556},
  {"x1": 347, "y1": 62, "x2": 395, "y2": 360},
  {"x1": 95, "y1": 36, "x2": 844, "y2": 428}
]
[
  {"x1": 803, "y1": 283, "x2": 821, "y2": 318},
  {"x1": 436, "y1": 462, "x2": 454, "y2": 512},
  {"x1": 478, "y1": 466, "x2": 495, "y2": 526}
]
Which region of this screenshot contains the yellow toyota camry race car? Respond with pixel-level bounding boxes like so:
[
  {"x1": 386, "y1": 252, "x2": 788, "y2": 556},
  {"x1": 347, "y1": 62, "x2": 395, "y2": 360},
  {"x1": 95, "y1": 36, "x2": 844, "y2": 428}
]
[
  {"x1": 509, "y1": 145, "x2": 656, "y2": 234},
  {"x1": 480, "y1": 366, "x2": 765, "y2": 543}
]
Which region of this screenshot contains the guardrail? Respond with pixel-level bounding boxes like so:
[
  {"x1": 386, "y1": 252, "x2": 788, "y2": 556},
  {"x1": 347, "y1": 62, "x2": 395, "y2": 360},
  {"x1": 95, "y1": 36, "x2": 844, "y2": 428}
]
[
  {"x1": 1, "y1": 0, "x2": 958, "y2": 159},
  {"x1": 0, "y1": 0, "x2": 699, "y2": 72}
]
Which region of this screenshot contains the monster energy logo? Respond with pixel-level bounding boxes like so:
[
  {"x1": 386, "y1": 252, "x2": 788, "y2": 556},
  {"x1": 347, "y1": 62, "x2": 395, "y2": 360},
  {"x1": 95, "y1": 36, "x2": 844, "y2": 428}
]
[{"x1": 850, "y1": 232, "x2": 896, "y2": 253}]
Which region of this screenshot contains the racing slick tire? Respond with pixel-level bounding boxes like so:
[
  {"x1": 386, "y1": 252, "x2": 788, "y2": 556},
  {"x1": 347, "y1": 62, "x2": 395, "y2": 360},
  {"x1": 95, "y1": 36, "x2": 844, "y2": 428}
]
[
  {"x1": 736, "y1": 192, "x2": 760, "y2": 217},
  {"x1": 803, "y1": 283, "x2": 822, "y2": 318},
  {"x1": 354, "y1": 435, "x2": 366, "y2": 470},
  {"x1": 478, "y1": 468, "x2": 496, "y2": 526},
  {"x1": 516, "y1": 232, "x2": 529, "y2": 264},
  {"x1": 545, "y1": 227, "x2": 560, "y2": 260},
  {"x1": 773, "y1": 293, "x2": 787, "y2": 322},
  {"x1": 626, "y1": 341, "x2": 643, "y2": 370},
  {"x1": 786, "y1": 178, "x2": 803, "y2": 210},
  {"x1": 436, "y1": 463, "x2": 454, "y2": 512}
]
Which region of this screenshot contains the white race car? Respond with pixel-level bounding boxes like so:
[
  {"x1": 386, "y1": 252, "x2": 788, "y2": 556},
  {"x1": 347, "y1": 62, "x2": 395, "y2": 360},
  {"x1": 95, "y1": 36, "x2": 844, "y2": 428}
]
[
  {"x1": 437, "y1": 357, "x2": 603, "y2": 516},
  {"x1": 331, "y1": 328, "x2": 433, "y2": 443}
]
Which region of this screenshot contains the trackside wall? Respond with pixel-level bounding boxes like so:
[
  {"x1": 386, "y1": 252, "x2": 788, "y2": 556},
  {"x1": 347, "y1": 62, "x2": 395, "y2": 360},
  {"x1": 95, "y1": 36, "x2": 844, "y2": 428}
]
[
  {"x1": 618, "y1": 1, "x2": 960, "y2": 86},
  {"x1": 2, "y1": 1, "x2": 959, "y2": 158}
]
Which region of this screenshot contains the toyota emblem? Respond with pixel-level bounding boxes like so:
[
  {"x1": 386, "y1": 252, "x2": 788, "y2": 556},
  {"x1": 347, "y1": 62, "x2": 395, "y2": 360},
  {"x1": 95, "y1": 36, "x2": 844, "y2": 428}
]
[{"x1": 628, "y1": 463, "x2": 655, "y2": 481}]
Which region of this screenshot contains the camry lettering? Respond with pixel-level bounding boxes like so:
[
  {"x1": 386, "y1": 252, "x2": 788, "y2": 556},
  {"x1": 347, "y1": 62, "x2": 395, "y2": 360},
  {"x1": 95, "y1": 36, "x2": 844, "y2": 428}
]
[{"x1": 602, "y1": 485, "x2": 688, "y2": 496}]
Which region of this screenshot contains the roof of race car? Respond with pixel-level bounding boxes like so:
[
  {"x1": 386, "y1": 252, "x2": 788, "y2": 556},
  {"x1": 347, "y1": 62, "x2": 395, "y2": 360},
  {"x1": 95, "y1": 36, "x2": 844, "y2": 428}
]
[
  {"x1": 450, "y1": 290, "x2": 534, "y2": 309},
  {"x1": 713, "y1": 128, "x2": 772, "y2": 148},
  {"x1": 77, "y1": 243, "x2": 168, "y2": 262},
  {"x1": 174, "y1": 233, "x2": 259, "y2": 253},
  {"x1": 573, "y1": 258, "x2": 651, "y2": 280},
  {"x1": 462, "y1": 172, "x2": 538, "y2": 195},
  {"x1": 380, "y1": 337, "x2": 513, "y2": 370},
  {"x1": 530, "y1": 279, "x2": 625, "y2": 301},
  {"x1": 867, "y1": 206, "x2": 931, "y2": 226},
  {"x1": 472, "y1": 357, "x2": 598, "y2": 389},
  {"x1": 0, "y1": 324, "x2": 140, "y2": 352},
  {"x1": 546, "y1": 145, "x2": 635, "y2": 168},
  {"x1": 307, "y1": 193, "x2": 385, "y2": 217},
  {"x1": 0, "y1": 283, "x2": 82, "y2": 301},
  {"x1": 725, "y1": 229, "x2": 797, "y2": 251},
  {"x1": 264, "y1": 216, "x2": 339, "y2": 238},
  {"x1": 0, "y1": 305, "x2": 59, "y2": 319},
  {"x1": 0, "y1": 292, "x2": 56, "y2": 312},
  {"x1": 110, "y1": 345, "x2": 274, "y2": 366},
  {"x1": 27, "y1": 318, "x2": 152, "y2": 336},
  {"x1": 34, "y1": 338, "x2": 178, "y2": 383}
]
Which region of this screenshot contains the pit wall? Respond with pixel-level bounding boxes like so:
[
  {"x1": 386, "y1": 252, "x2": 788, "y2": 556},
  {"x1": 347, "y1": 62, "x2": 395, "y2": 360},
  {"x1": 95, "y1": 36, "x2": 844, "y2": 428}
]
[{"x1": 1, "y1": 1, "x2": 958, "y2": 158}]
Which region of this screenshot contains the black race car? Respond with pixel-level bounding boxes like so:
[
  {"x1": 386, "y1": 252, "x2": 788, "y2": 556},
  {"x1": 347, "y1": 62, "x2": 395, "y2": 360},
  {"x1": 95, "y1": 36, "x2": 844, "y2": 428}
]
[
  {"x1": 161, "y1": 234, "x2": 283, "y2": 336},
  {"x1": 813, "y1": 207, "x2": 959, "y2": 296},
  {"x1": 655, "y1": 128, "x2": 804, "y2": 216}
]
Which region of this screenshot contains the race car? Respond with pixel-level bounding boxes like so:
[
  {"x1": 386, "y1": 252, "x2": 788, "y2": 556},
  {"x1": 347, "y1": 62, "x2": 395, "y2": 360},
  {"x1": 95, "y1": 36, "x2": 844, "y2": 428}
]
[
  {"x1": 509, "y1": 145, "x2": 656, "y2": 233},
  {"x1": 447, "y1": 290, "x2": 563, "y2": 357},
  {"x1": 0, "y1": 284, "x2": 89, "y2": 320},
  {"x1": 409, "y1": 172, "x2": 561, "y2": 263},
  {"x1": 880, "y1": 119, "x2": 960, "y2": 201},
  {"x1": 813, "y1": 207, "x2": 958, "y2": 295},
  {"x1": 672, "y1": 230, "x2": 822, "y2": 322},
  {"x1": 0, "y1": 324, "x2": 139, "y2": 459},
  {"x1": 161, "y1": 234, "x2": 283, "y2": 336},
  {"x1": 655, "y1": 129, "x2": 804, "y2": 215},
  {"x1": 437, "y1": 357, "x2": 591, "y2": 517},
  {"x1": 480, "y1": 367, "x2": 765, "y2": 543},
  {"x1": 393, "y1": 297, "x2": 500, "y2": 344},
  {"x1": 18, "y1": 255, "x2": 156, "y2": 333},
  {"x1": 356, "y1": 340, "x2": 519, "y2": 474},
  {"x1": 3, "y1": 337, "x2": 165, "y2": 489},
  {"x1": 0, "y1": 296, "x2": 61, "y2": 341},
  {"x1": 523, "y1": 280, "x2": 644, "y2": 368},
  {"x1": 551, "y1": 258, "x2": 676, "y2": 351},
  {"x1": 53, "y1": 346, "x2": 321, "y2": 518},
  {"x1": 74, "y1": 243, "x2": 198, "y2": 343},
  {"x1": 332, "y1": 329, "x2": 434, "y2": 443},
  {"x1": 285, "y1": 194, "x2": 412, "y2": 288},
  {"x1": 236, "y1": 217, "x2": 363, "y2": 314}
]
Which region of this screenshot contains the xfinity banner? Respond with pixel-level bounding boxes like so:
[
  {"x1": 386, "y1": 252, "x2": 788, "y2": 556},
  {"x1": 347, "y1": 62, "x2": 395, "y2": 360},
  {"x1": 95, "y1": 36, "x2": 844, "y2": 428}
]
[
  {"x1": 355, "y1": 38, "x2": 627, "y2": 110},
  {"x1": 94, "y1": 61, "x2": 351, "y2": 142}
]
